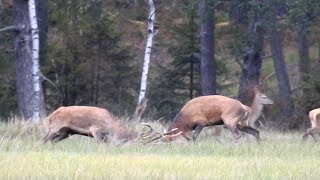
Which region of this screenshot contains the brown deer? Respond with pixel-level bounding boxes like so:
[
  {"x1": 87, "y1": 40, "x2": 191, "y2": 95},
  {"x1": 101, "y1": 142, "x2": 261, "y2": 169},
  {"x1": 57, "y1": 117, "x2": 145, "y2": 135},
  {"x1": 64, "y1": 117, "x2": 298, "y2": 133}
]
[
  {"x1": 141, "y1": 95, "x2": 262, "y2": 143},
  {"x1": 246, "y1": 87, "x2": 274, "y2": 128},
  {"x1": 302, "y1": 108, "x2": 320, "y2": 141},
  {"x1": 206, "y1": 88, "x2": 273, "y2": 137},
  {"x1": 43, "y1": 106, "x2": 137, "y2": 143}
]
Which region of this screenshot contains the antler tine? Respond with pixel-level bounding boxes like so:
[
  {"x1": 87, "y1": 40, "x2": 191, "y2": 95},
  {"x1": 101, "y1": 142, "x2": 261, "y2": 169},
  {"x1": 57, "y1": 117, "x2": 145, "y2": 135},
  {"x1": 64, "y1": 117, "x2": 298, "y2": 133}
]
[
  {"x1": 140, "y1": 123, "x2": 162, "y2": 138},
  {"x1": 139, "y1": 134, "x2": 163, "y2": 144},
  {"x1": 139, "y1": 123, "x2": 183, "y2": 144},
  {"x1": 162, "y1": 128, "x2": 179, "y2": 136},
  {"x1": 141, "y1": 123, "x2": 154, "y2": 130},
  {"x1": 140, "y1": 123, "x2": 167, "y2": 144},
  {"x1": 145, "y1": 128, "x2": 181, "y2": 143},
  {"x1": 139, "y1": 123, "x2": 161, "y2": 144},
  {"x1": 144, "y1": 134, "x2": 163, "y2": 143}
]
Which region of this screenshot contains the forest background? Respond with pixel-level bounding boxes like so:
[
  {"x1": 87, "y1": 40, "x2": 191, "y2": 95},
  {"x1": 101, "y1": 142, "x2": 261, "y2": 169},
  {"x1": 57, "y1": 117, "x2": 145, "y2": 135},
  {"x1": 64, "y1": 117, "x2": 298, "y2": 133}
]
[{"x1": 1, "y1": 0, "x2": 320, "y2": 130}]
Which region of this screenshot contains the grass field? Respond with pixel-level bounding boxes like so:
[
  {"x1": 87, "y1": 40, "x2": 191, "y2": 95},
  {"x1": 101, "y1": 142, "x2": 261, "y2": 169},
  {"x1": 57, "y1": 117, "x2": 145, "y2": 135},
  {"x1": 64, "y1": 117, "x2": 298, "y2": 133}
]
[{"x1": 0, "y1": 121, "x2": 319, "y2": 179}]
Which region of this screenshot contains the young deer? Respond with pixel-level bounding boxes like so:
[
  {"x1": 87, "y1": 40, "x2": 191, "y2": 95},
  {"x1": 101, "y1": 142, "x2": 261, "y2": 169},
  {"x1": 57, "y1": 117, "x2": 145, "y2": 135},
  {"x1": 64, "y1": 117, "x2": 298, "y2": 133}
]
[
  {"x1": 43, "y1": 106, "x2": 137, "y2": 143},
  {"x1": 302, "y1": 108, "x2": 320, "y2": 141},
  {"x1": 246, "y1": 87, "x2": 274, "y2": 128}
]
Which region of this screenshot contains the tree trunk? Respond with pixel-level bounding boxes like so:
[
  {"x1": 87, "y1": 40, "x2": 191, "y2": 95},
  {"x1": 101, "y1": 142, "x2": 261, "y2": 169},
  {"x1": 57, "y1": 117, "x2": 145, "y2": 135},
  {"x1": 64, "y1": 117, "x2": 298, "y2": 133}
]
[
  {"x1": 238, "y1": 6, "x2": 264, "y2": 105},
  {"x1": 199, "y1": 0, "x2": 216, "y2": 95},
  {"x1": 297, "y1": 23, "x2": 310, "y2": 93},
  {"x1": 268, "y1": 5, "x2": 294, "y2": 124},
  {"x1": 318, "y1": 42, "x2": 320, "y2": 61},
  {"x1": 14, "y1": 0, "x2": 44, "y2": 121},
  {"x1": 28, "y1": 0, "x2": 45, "y2": 122},
  {"x1": 133, "y1": 0, "x2": 156, "y2": 120},
  {"x1": 14, "y1": 0, "x2": 32, "y2": 119},
  {"x1": 35, "y1": 0, "x2": 47, "y2": 118},
  {"x1": 137, "y1": 0, "x2": 155, "y2": 103}
]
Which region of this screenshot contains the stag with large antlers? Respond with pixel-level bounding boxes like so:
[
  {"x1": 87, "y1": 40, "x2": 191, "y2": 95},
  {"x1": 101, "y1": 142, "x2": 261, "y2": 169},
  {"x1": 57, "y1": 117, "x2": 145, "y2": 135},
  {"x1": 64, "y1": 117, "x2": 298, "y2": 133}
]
[
  {"x1": 141, "y1": 94, "x2": 265, "y2": 143},
  {"x1": 302, "y1": 108, "x2": 320, "y2": 141},
  {"x1": 43, "y1": 106, "x2": 137, "y2": 143}
]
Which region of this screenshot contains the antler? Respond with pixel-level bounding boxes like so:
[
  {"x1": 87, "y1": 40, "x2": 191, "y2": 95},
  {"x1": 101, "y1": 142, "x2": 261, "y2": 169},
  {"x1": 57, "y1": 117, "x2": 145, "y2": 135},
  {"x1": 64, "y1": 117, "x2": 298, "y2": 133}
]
[{"x1": 139, "y1": 123, "x2": 179, "y2": 144}]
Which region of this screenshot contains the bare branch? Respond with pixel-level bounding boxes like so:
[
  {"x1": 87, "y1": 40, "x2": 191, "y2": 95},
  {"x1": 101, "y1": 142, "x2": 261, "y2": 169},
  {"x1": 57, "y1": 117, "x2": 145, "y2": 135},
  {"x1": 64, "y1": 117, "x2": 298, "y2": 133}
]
[
  {"x1": 0, "y1": 26, "x2": 19, "y2": 33},
  {"x1": 40, "y1": 72, "x2": 64, "y2": 102},
  {"x1": 234, "y1": 57, "x2": 244, "y2": 70},
  {"x1": 262, "y1": 55, "x2": 273, "y2": 59},
  {"x1": 263, "y1": 72, "x2": 275, "y2": 81},
  {"x1": 40, "y1": 71, "x2": 58, "y2": 89}
]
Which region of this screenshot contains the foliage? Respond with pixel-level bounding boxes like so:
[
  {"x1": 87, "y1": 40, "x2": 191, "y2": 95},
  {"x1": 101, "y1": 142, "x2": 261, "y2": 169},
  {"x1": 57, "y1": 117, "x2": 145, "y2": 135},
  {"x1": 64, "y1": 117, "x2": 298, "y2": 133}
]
[
  {"x1": 147, "y1": 2, "x2": 201, "y2": 120},
  {"x1": 0, "y1": 0, "x2": 320, "y2": 129},
  {"x1": 288, "y1": 0, "x2": 320, "y2": 26},
  {"x1": 44, "y1": 0, "x2": 140, "y2": 115},
  {"x1": 0, "y1": 5, "x2": 17, "y2": 117}
]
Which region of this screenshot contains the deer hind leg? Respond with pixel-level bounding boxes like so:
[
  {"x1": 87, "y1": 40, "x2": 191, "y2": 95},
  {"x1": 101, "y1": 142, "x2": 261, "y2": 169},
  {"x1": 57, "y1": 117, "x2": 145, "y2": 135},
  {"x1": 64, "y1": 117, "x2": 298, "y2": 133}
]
[
  {"x1": 303, "y1": 114, "x2": 320, "y2": 141},
  {"x1": 303, "y1": 128, "x2": 320, "y2": 142},
  {"x1": 236, "y1": 124, "x2": 260, "y2": 142},
  {"x1": 222, "y1": 116, "x2": 241, "y2": 141},
  {"x1": 302, "y1": 131, "x2": 310, "y2": 141},
  {"x1": 224, "y1": 123, "x2": 241, "y2": 141},
  {"x1": 229, "y1": 127, "x2": 241, "y2": 141}
]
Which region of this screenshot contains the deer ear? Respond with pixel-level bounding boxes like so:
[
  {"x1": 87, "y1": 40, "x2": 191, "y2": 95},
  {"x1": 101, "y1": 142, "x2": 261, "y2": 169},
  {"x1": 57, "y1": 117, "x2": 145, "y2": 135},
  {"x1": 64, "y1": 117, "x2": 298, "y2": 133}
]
[{"x1": 253, "y1": 86, "x2": 263, "y2": 94}]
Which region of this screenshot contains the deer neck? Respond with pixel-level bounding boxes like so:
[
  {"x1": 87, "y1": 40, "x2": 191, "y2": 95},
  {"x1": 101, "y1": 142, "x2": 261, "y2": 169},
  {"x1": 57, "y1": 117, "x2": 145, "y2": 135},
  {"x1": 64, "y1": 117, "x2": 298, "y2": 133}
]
[
  {"x1": 168, "y1": 112, "x2": 186, "y2": 131},
  {"x1": 248, "y1": 97, "x2": 264, "y2": 125}
]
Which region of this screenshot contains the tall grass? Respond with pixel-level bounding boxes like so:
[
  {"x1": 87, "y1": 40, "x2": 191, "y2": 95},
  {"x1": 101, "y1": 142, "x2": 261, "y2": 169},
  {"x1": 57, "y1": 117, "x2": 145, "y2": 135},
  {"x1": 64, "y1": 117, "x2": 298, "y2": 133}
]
[{"x1": 0, "y1": 119, "x2": 319, "y2": 179}]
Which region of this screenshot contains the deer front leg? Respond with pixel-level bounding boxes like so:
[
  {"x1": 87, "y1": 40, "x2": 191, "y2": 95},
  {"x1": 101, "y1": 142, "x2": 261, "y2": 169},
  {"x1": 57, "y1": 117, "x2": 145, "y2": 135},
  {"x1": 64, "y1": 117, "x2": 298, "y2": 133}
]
[
  {"x1": 43, "y1": 128, "x2": 70, "y2": 143},
  {"x1": 192, "y1": 125, "x2": 204, "y2": 142},
  {"x1": 90, "y1": 126, "x2": 109, "y2": 142},
  {"x1": 42, "y1": 132, "x2": 52, "y2": 143}
]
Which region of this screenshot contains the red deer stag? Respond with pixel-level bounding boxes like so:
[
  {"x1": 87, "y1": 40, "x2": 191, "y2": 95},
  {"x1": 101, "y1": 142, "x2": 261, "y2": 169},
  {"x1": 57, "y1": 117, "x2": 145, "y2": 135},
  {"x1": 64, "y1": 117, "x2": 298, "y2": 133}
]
[
  {"x1": 141, "y1": 95, "x2": 262, "y2": 143},
  {"x1": 206, "y1": 88, "x2": 273, "y2": 136},
  {"x1": 302, "y1": 108, "x2": 320, "y2": 141},
  {"x1": 43, "y1": 106, "x2": 137, "y2": 143}
]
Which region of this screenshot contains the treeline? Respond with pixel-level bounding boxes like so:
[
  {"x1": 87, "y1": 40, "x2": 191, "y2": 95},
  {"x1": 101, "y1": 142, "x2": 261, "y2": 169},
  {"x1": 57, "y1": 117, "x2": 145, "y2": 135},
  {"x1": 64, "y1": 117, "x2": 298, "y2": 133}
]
[{"x1": 0, "y1": 0, "x2": 320, "y2": 129}]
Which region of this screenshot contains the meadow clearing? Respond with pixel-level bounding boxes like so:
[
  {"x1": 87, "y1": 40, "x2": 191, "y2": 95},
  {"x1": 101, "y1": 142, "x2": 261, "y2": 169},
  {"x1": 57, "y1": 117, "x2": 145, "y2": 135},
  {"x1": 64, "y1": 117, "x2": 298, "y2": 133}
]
[{"x1": 0, "y1": 119, "x2": 319, "y2": 179}]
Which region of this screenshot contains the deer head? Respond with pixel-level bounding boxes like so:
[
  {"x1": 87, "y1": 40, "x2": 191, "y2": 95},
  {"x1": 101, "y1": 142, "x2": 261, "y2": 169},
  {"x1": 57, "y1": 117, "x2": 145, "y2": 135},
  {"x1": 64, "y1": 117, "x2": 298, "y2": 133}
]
[{"x1": 253, "y1": 87, "x2": 274, "y2": 105}]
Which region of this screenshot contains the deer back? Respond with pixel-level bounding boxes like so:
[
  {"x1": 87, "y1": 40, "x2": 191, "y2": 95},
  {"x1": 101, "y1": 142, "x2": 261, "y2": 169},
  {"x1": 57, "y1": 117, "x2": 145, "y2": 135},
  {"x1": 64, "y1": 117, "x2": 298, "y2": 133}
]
[{"x1": 168, "y1": 95, "x2": 248, "y2": 131}]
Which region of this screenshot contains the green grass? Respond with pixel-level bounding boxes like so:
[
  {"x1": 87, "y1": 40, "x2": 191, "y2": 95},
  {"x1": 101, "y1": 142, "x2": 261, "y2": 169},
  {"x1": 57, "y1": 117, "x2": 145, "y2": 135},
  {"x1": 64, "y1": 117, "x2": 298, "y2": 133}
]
[{"x1": 0, "y1": 121, "x2": 319, "y2": 179}]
